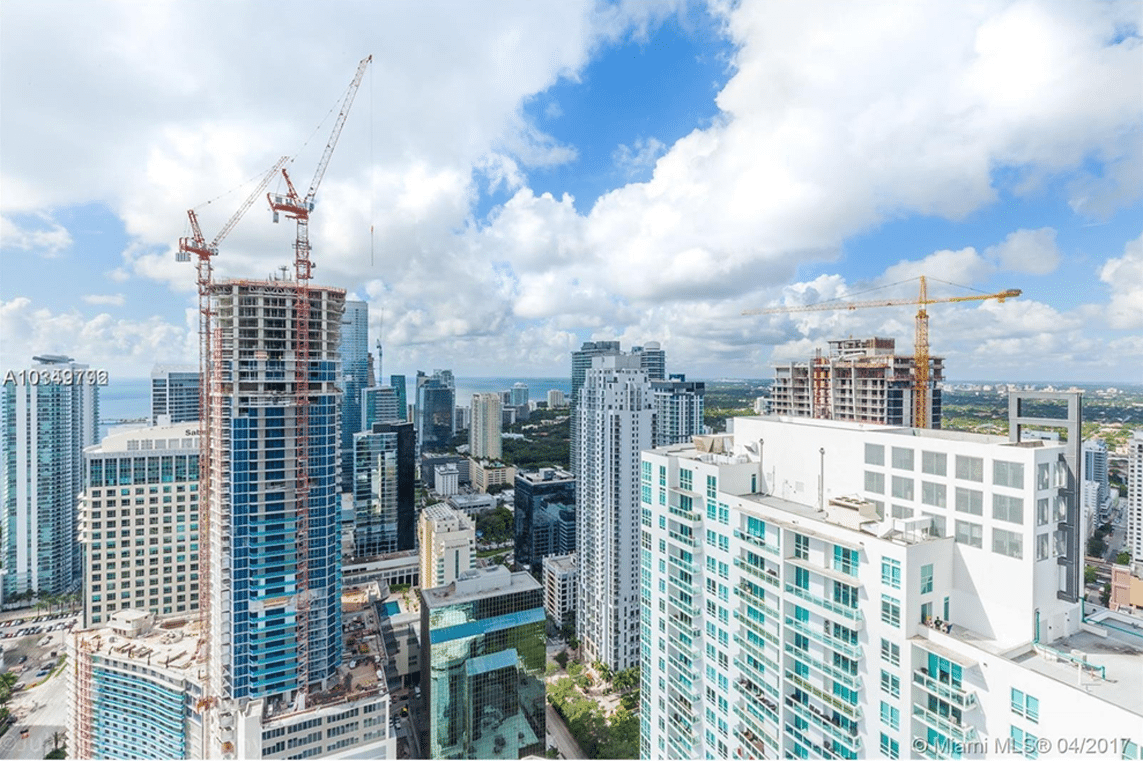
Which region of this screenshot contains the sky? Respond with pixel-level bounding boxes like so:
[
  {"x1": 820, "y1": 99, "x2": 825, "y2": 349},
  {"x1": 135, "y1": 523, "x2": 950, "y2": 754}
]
[{"x1": 1, "y1": 0, "x2": 1141, "y2": 384}]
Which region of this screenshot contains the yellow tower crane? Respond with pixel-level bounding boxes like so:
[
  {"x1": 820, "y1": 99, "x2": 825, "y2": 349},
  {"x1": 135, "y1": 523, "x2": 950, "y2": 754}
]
[{"x1": 743, "y1": 276, "x2": 1021, "y2": 428}]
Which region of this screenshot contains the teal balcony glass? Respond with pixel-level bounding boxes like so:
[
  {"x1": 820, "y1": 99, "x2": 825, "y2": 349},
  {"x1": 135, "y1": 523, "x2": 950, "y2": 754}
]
[
  {"x1": 733, "y1": 529, "x2": 780, "y2": 556},
  {"x1": 784, "y1": 583, "x2": 862, "y2": 623},
  {"x1": 735, "y1": 631, "x2": 779, "y2": 671},
  {"x1": 738, "y1": 581, "x2": 780, "y2": 619},
  {"x1": 735, "y1": 556, "x2": 780, "y2": 588},
  {"x1": 913, "y1": 670, "x2": 978, "y2": 709},
  {"x1": 783, "y1": 643, "x2": 862, "y2": 691},
  {"x1": 784, "y1": 670, "x2": 862, "y2": 720},
  {"x1": 786, "y1": 695, "x2": 862, "y2": 752},
  {"x1": 911, "y1": 703, "x2": 978, "y2": 742},
  {"x1": 784, "y1": 615, "x2": 863, "y2": 661}
]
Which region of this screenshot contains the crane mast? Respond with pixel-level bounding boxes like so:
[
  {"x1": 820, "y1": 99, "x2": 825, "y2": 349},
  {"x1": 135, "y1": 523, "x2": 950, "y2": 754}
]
[
  {"x1": 267, "y1": 54, "x2": 371, "y2": 698},
  {"x1": 744, "y1": 276, "x2": 1021, "y2": 428}
]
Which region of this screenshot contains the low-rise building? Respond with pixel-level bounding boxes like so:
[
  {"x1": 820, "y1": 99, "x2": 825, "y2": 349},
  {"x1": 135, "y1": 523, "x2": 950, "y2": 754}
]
[
  {"x1": 471, "y1": 459, "x2": 516, "y2": 493},
  {"x1": 542, "y1": 553, "x2": 577, "y2": 627},
  {"x1": 419, "y1": 504, "x2": 475, "y2": 589}
]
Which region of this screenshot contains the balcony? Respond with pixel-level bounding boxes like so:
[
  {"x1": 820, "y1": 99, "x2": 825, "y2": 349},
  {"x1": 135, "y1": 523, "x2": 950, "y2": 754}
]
[
  {"x1": 740, "y1": 608, "x2": 779, "y2": 647},
  {"x1": 786, "y1": 695, "x2": 862, "y2": 753},
  {"x1": 911, "y1": 703, "x2": 978, "y2": 742},
  {"x1": 784, "y1": 616, "x2": 863, "y2": 661},
  {"x1": 912, "y1": 670, "x2": 977, "y2": 710},
  {"x1": 738, "y1": 583, "x2": 780, "y2": 620},
  {"x1": 734, "y1": 631, "x2": 779, "y2": 672},
  {"x1": 784, "y1": 584, "x2": 863, "y2": 624},
  {"x1": 783, "y1": 643, "x2": 862, "y2": 691},
  {"x1": 734, "y1": 529, "x2": 780, "y2": 556},
  {"x1": 784, "y1": 671, "x2": 862, "y2": 721},
  {"x1": 735, "y1": 557, "x2": 780, "y2": 588}
]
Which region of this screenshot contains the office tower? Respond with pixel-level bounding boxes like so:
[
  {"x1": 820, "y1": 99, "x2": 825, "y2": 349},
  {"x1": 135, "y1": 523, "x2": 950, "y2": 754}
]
[
  {"x1": 70, "y1": 611, "x2": 206, "y2": 760},
  {"x1": 416, "y1": 370, "x2": 456, "y2": 454},
  {"x1": 576, "y1": 353, "x2": 654, "y2": 671},
  {"x1": 79, "y1": 423, "x2": 200, "y2": 626},
  {"x1": 569, "y1": 340, "x2": 621, "y2": 476},
  {"x1": 1129, "y1": 431, "x2": 1143, "y2": 575},
  {"x1": 542, "y1": 553, "x2": 577, "y2": 627},
  {"x1": 2, "y1": 355, "x2": 100, "y2": 599},
  {"x1": 151, "y1": 364, "x2": 201, "y2": 424},
  {"x1": 206, "y1": 280, "x2": 344, "y2": 701},
  {"x1": 362, "y1": 385, "x2": 401, "y2": 429},
  {"x1": 470, "y1": 393, "x2": 502, "y2": 460},
  {"x1": 434, "y1": 463, "x2": 461, "y2": 496},
  {"x1": 419, "y1": 566, "x2": 546, "y2": 760},
  {"x1": 770, "y1": 336, "x2": 944, "y2": 428},
  {"x1": 1083, "y1": 438, "x2": 1110, "y2": 527},
  {"x1": 340, "y1": 300, "x2": 372, "y2": 492},
  {"x1": 353, "y1": 421, "x2": 415, "y2": 557},
  {"x1": 514, "y1": 467, "x2": 576, "y2": 572},
  {"x1": 547, "y1": 389, "x2": 565, "y2": 408},
  {"x1": 390, "y1": 374, "x2": 408, "y2": 422},
  {"x1": 651, "y1": 374, "x2": 705, "y2": 447},
  {"x1": 638, "y1": 393, "x2": 1112, "y2": 760},
  {"x1": 511, "y1": 382, "x2": 530, "y2": 408},
  {"x1": 419, "y1": 503, "x2": 475, "y2": 589},
  {"x1": 632, "y1": 341, "x2": 666, "y2": 380}
]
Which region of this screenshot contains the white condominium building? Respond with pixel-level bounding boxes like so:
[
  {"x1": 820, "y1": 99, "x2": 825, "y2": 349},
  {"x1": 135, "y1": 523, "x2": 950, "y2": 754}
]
[
  {"x1": 640, "y1": 394, "x2": 1140, "y2": 760},
  {"x1": 418, "y1": 503, "x2": 475, "y2": 589},
  {"x1": 469, "y1": 392, "x2": 502, "y2": 460},
  {"x1": 1128, "y1": 431, "x2": 1143, "y2": 576},
  {"x1": 576, "y1": 354, "x2": 654, "y2": 672}
]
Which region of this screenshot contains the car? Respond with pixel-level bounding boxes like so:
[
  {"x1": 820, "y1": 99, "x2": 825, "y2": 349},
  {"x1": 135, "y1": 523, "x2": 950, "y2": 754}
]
[{"x1": 19, "y1": 655, "x2": 28, "y2": 664}]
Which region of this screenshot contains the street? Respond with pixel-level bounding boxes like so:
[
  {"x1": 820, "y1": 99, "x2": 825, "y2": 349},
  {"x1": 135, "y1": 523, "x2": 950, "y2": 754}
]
[
  {"x1": 546, "y1": 702, "x2": 587, "y2": 760},
  {"x1": 0, "y1": 661, "x2": 68, "y2": 760}
]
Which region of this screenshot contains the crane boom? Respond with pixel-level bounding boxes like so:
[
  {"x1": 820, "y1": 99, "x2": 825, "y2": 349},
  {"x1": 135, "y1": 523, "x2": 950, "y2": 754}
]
[
  {"x1": 177, "y1": 156, "x2": 290, "y2": 262},
  {"x1": 743, "y1": 276, "x2": 1021, "y2": 428}
]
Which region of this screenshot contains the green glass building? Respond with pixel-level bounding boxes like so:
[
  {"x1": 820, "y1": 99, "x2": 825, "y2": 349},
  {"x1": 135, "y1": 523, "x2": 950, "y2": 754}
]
[{"x1": 419, "y1": 566, "x2": 546, "y2": 759}]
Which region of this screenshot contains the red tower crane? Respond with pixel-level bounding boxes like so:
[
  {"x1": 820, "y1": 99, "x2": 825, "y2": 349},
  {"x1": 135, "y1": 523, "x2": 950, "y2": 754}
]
[{"x1": 267, "y1": 54, "x2": 371, "y2": 697}]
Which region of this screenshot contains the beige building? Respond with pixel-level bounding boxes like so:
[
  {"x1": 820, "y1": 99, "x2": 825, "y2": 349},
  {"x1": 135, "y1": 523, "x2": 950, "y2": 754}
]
[
  {"x1": 542, "y1": 552, "x2": 577, "y2": 626},
  {"x1": 78, "y1": 422, "x2": 200, "y2": 626},
  {"x1": 418, "y1": 503, "x2": 475, "y2": 589},
  {"x1": 469, "y1": 392, "x2": 502, "y2": 460},
  {"x1": 470, "y1": 458, "x2": 515, "y2": 493}
]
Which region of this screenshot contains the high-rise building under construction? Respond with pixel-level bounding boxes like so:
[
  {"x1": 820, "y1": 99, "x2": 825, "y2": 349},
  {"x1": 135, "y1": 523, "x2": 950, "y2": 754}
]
[{"x1": 770, "y1": 337, "x2": 944, "y2": 428}]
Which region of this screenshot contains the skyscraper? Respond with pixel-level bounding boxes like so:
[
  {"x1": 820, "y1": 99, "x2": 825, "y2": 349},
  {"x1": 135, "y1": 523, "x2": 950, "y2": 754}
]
[
  {"x1": 206, "y1": 280, "x2": 344, "y2": 701},
  {"x1": 391, "y1": 374, "x2": 407, "y2": 421},
  {"x1": 510, "y1": 382, "x2": 529, "y2": 407},
  {"x1": 2, "y1": 355, "x2": 100, "y2": 599},
  {"x1": 1128, "y1": 430, "x2": 1143, "y2": 576},
  {"x1": 469, "y1": 392, "x2": 502, "y2": 460},
  {"x1": 361, "y1": 385, "x2": 401, "y2": 429},
  {"x1": 576, "y1": 353, "x2": 653, "y2": 671},
  {"x1": 79, "y1": 423, "x2": 200, "y2": 626},
  {"x1": 640, "y1": 394, "x2": 1098, "y2": 760},
  {"x1": 419, "y1": 503, "x2": 475, "y2": 589},
  {"x1": 514, "y1": 467, "x2": 576, "y2": 572},
  {"x1": 419, "y1": 566, "x2": 546, "y2": 760},
  {"x1": 353, "y1": 421, "x2": 415, "y2": 557},
  {"x1": 151, "y1": 364, "x2": 201, "y2": 425},
  {"x1": 569, "y1": 340, "x2": 621, "y2": 477},
  {"x1": 416, "y1": 370, "x2": 456, "y2": 455},
  {"x1": 632, "y1": 341, "x2": 666, "y2": 380},
  {"x1": 651, "y1": 374, "x2": 705, "y2": 447},
  {"x1": 339, "y1": 300, "x2": 372, "y2": 492}
]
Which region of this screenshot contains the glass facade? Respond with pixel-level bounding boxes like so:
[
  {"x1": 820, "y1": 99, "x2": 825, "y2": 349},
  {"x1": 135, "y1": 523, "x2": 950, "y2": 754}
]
[
  {"x1": 416, "y1": 370, "x2": 455, "y2": 454},
  {"x1": 353, "y1": 421, "x2": 415, "y2": 556},
  {"x1": 420, "y1": 570, "x2": 546, "y2": 760},
  {"x1": 339, "y1": 300, "x2": 371, "y2": 492},
  {"x1": 514, "y1": 468, "x2": 576, "y2": 571}
]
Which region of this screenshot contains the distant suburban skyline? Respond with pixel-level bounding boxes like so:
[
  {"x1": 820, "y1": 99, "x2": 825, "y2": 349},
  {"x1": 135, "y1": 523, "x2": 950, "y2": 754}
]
[{"x1": 1, "y1": 1, "x2": 1140, "y2": 382}]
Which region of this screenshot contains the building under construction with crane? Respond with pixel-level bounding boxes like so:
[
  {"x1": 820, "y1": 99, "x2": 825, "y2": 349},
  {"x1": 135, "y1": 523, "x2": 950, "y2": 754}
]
[{"x1": 770, "y1": 336, "x2": 945, "y2": 428}]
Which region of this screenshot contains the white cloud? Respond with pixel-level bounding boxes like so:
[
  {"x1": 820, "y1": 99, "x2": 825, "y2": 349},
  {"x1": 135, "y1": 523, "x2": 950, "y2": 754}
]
[
  {"x1": 1099, "y1": 232, "x2": 1143, "y2": 329},
  {"x1": 0, "y1": 213, "x2": 72, "y2": 257},
  {"x1": 82, "y1": 293, "x2": 126, "y2": 306},
  {"x1": 612, "y1": 137, "x2": 666, "y2": 179},
  {"x1": 985, "y1": 227, "x2": 1062, "y2": 275}
]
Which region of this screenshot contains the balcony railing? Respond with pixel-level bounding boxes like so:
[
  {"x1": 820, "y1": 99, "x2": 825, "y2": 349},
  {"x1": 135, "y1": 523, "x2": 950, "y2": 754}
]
[
  {"x1": 786, "y1": 695, "x2": 862, "y2": 752},
  {"x1": 784, "y1": 616, "x2": 863, "y2": 661},
  {"x1": 783, "y1": 643, "x2": 862, "y2": 691},
  {"x1": 734, "y1": 529, "x2": 780, "y2": 556},
  {"x1": 784, "y1": 584, "x2": 862, "y2": 622},
  {"x1": 911, "y1": 703, "x2": 978, "y2": 742},
  {"x1": 785, "y1": 671, "x2": 862, "y2": 720},
  {"x1": 735, "y1": 557, "x2": 780, "y2": 588},
  {"x1": 912, "y1": 670, "x2": 977, "y2": 709}
]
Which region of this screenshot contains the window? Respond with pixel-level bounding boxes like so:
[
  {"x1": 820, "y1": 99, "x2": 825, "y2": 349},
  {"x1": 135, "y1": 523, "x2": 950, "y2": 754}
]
[
  {"x1": 891, "y1": 504, "x2": 913, "y2": 519},
  {"x1": 1011, "y1": 689, "x2": 1039, "y2": 722},
  {"x1": 1011, "y1": 726, "x2": 1039, "y2": 759},
  {"x1": 881, "y1": 595, "x2": 901, "y2": 627},
  {"x1": 994, "y1": 460, "x2": 1024, "y2": 489},
  {"x1": 993, "y1": 528, "x2": 1023, "y2": 559},
  {"x1": 1036, "y1": 533, "x2": 1050, "y2": 561},
  {"x1": 920, "y1": 563, "x2": 933, "y2": 594},
  {"x1": 794, "y1": 567, "x2": 810, "y2": 590},
  {"x1": 880, "y1": 733, "x2": 900, "y2": 759},
  {"x1": 881, "y1": 558, "x2": 901, "y2": 588},
  {"x1": 865, "y1": 443, "x2": 885, "y2": 466},
  {"x1": 680, "y1": 468, "x2": 693, "y2": 491},
  {"x1": 833, "y1": 545, "x2": 858, "y2": 576},
  {"x1": 865, "y1": 471, "x2": 886, "y2": 494},
  {"x1": 880, "y1": 670, "x2": 900, "y2": 697},
  {"x1": 880, "y1": 701, "x2": 900, "y2": 729},
  {"x1": 891, "y1": 476, "x2": 914, "y2": 500},
  {"x1": 891, "y1": 447, "x2": 914, "y2": 470},
  {"x1": 993, "y1": 494, "x2": 1024, "y2": 524},
  {"x1": 955, "y1": 520, "x2": 983, "y2": 548},
  {"x1": 955, "y1": 455, "x2": 984, "y2": 482},
  {"x1": 955, "y1": 487, "x2": 983, "y2": 515},
  {"x1": 921, "y1": 481, "x2": 947, "y2": 508},
  {"x1": 922, "y1": 451, "x2": 947, "y2": 476},
  {"x1": 833, "y1": 582, "x2": 857, "y2": 609},
  {"x1": 1036, "y1": 498, "x2": 1050, "y2": 526},
  {"x1": 794, "y1": 533, "x2": 809, "y2": 560},
  {"x1": 923, "y1": 512, "x2": 946, "y2": 538},
  {"x1": 880, "y1": 638, "x2": 900, "y2": 666},
  {"x1": 706, "y1": 474, "x2": 717, "y2": 499},
  {"x1": 1036, "y1": 462, "x2": 1051, "y2": 490}
]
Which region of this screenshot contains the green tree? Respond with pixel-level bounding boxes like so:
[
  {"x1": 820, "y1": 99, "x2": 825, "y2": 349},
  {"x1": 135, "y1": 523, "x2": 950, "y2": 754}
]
[
  {"x1": 1087, "y1": 537, "x2": 1107, "y2": 558},
  {"x1": 554, "y1": 650, "x2": 569, "y2": 670},
  {"x1": 597, "y1": 707, "x2": 640, "y2": 759},
  {"x1": 1116, "y1": 551, "x2": 1132, "y2": 565},
  {"x1": 1085, "y1": 565, "x2": 1097, "y2": 585},
  {"x1": 1100, "y1": 583, "x2": 1111, "y2": 607}
]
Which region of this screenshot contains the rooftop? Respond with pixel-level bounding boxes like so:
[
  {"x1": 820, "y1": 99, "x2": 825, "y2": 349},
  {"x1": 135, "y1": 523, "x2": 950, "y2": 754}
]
[
  {"x1": 544, "y1": 554, "x2": 577, "y2": 575},
  {"x1": 89, "y1": 421, "x2": 200, "y2": 454},
  {"x1": 422, "y1": 566, "x2": 541, "y2": 608},
  {"x1": 74, "y1": 614, "x2": 204, "y2": 679}
]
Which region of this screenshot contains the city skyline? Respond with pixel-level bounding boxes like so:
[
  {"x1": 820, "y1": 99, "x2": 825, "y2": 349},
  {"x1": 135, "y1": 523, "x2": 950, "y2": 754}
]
[{"x1": 2, "y1": 2, "x2": 1141, "y2": 384}]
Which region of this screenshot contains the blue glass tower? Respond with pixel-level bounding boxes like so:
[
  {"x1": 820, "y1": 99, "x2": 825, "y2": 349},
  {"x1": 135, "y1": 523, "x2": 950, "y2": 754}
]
[
  {"x1": 339, "y1": 300, "x2": 371, "y2": 492},
  {"x1": 208, "y1": 281, "x2": 344, "y2": 701}
]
